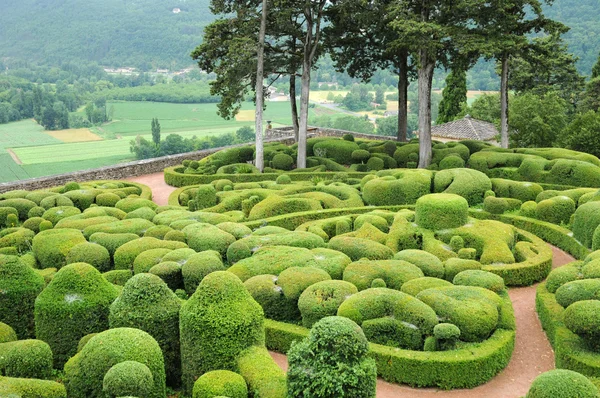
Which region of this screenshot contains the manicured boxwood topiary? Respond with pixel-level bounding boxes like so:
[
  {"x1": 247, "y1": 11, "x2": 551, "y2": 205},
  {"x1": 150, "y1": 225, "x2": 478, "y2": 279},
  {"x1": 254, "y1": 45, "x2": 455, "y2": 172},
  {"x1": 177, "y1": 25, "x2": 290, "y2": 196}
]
[
  {"x1": 287, "y1": 316, "x2": 377, "y2": 398},
  {"x1": 0, "y1": 376, "x2": 67, "y2": 398},
  {"x1": 102, "y1": 360, "x2": 154, "y2": 398},
  {"x1": 362, "y1": 170, "x2": 432, "y2": 206},
  {"x1": 95, "y1": 192, "x2": 121, "y2": 207},
  {"x1": 312, "y1": 139, "x2": 360, "y2": 164},
  {"x1": 453, "y1": 270, "x2": 505, "y2": 293},
  {"x1": 393, "y1": 250, "x2": 445, "y2": 278},
  {"x1": 32, "y1": 228, "x2": 87, "y2": 269},
  {"x1": 180, "y1": 271, "x2": 265, "y2": 394},
  {"x1": 338, "y1": 288, "x2": 439, "y2": 337},
  {"x1": 39, "y1": 194, "x2": 74, "y2": 210},
  {"x1": 563, "y1": 300, "x2": 600, "y2": 350},
  {"x1": 237, "y1": 345, "x2": 287, "y2": 398},
  {"x1": 0, "y1": 198, "x2": 38, "y2": 220},
  {"x1": 572, "y1": 201, "x2": 600, "y2": 248},
  {"x1": 343, "y1": 259, "x2": 424, "y2": 291},
  {"x1": 182, "y1": 251, "x2": 225, "y2": 294},
  {"x1": 0, "y1": 322, "x2": 17, "y2": 343},
  {"x1": 0, "y1": 339, "x2": 54, "y2": 379},
  {"x1": 113, "y1": 237, "x2": 187, "y2": 270},
  {"x1": 183, "y1": 222, "x2": 236, "y2": 255},
  {"x1": 66, "y1": 242, "x2": 111, "y2": 272},
  {"x1": 89, "y1": 232, "x2": 140, "y2": 260},
  {"x1": 64, "y1": 327, "x2": 166, "y2": 398},
  {"x1": 328, "y1": 236, "x2": 394, "y2": 261},
  {"x1": 555, "y1": 279, "x2": 600, "y2": 308},
  {"x1": 115, "y1": 197, "x2": 158, "y2": 213},
  {"x1": 536, "y1": 196, "x2": 576, "y2": 225},
  {"x1": 433, "y1": 168, "x2": 492, "y2": 205},
  {"x1": 526, "y1": 369, "x2": 600, "y2": 398},
  {"x1": 439, "y1": 155, "x2": 465, "y2": 170},
  {"x1": 149, "y1": 261, "x2": 183, "y2": 290},
  {"x1": 35, "y1": 262, "x2": 119, "y2": 368},
  {"x1": 0, "y1": 254, "x2": 45, "y2": 339},
  {"x1": 271, "y1": 153, "x2": 294, "y2": 171},
  {"x1": 109, "y1": 273, "x2": 182, "y2": 386},
  {"x1": 415, "y1": 193, "x2": 468, "y2": 230},
  {"x1": 192, "y1": 370, "x2": 248, "y2": 398},
  {"x1": 366, "y1": 156, "x2": 384, "y2": 171},
  {"x1": 298, "y1": 280, "x2": 359, "y2": 328}
]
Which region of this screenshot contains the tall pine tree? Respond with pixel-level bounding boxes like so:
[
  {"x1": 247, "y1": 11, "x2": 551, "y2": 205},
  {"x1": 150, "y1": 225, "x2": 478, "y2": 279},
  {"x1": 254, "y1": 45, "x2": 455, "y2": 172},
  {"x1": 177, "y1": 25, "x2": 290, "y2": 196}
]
[{"x1": 436, "y1": 69, "x2": 467, "y2": 124}]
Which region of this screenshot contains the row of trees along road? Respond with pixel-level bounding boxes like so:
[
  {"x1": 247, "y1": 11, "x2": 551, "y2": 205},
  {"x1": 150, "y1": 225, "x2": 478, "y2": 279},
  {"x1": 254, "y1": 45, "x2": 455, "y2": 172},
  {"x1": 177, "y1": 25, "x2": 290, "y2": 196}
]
[{"x1": 193, "y1": 0, "x2": 568, "y2": 169}]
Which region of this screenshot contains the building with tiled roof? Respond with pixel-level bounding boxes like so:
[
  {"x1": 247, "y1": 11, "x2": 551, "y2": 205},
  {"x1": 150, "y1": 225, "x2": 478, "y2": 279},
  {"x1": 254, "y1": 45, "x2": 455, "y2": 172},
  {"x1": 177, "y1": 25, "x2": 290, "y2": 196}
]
[{"x1": 429, "y1": 115, "x2": 499, "y2": 143}]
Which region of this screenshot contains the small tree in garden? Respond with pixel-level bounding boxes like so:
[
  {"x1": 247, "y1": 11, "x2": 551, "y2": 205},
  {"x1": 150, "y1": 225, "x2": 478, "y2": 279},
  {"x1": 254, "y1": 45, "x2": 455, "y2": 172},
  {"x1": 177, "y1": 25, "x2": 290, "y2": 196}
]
[{"x1": 151, "y1": 117, "x2": 161, "y2": 146}]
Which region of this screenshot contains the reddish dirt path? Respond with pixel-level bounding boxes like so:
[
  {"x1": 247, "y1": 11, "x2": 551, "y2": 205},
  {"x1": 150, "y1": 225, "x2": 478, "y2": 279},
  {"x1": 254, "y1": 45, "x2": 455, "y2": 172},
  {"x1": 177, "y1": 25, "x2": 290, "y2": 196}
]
[
  {"x1": 127, "y1": 172, "x2": 175, "y2": 206},
  {"x1": 270, "y1": 246, "x2": 574, "y2": 398},
  {"x1": 130, "y1": 175, "x2": 575, "y2": 397}
]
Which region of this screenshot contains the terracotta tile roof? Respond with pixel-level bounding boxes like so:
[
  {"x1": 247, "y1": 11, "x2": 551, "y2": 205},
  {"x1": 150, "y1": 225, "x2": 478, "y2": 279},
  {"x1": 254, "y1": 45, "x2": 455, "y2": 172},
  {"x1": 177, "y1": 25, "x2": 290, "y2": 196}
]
[{"x1": 431, "y1": 115, "x2": 498, "y2": 141}]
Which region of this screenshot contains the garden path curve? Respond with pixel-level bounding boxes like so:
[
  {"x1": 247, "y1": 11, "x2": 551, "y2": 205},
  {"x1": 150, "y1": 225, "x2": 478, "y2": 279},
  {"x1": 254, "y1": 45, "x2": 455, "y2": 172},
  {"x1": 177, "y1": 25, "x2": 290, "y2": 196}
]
[{"x1": 130, "y1": 172, "x2": 574, "y2": 398}]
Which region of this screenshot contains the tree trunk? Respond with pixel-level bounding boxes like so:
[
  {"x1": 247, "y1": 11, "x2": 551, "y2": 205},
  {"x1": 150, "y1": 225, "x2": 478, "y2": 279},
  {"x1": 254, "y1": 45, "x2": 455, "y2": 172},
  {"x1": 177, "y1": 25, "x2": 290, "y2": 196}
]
[
  {"x1": 397, "y1": 50, "x2": 409, "y2": 142},
  {"x1": 297, "y1": 60, "x2": 311, "y2": 169},
  {"x1": 500, "y1": 55, "x2": 509, "y2": 148},
  {"x1": 290, "y1": 74, "x2": 299, "y2": 141},
  {"x1": 254, "y1": 0, "x2": 268, "y2": 172},
  {"x1": 417, "y1": 49, "x2": 435, "y2": 168}
]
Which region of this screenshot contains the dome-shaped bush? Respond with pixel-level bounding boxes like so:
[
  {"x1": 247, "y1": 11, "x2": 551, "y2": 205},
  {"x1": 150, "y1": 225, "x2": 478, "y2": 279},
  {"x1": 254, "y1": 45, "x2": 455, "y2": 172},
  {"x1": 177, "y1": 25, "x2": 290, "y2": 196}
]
[
  {"x1": 103, "y1": 360, "x2": 154, "y2": 398},
  {"x1": 64, "y1": 327, "x2": 166, "y2": 398},
  {"x1": 563, "y1": 300, "x2": 600, "y2": 350},
  {"x1": 192, "y1": 370, "x2": 248, "y2": 398},
  {"x1": 271, "y1": 153, "x2": 294, "y2": 170},
  {"x1": 32, "y1": 228, "x2": 87, "y2": 269},
  {"x1": 66, "y1": 242, "x2": 111, "y2": 272},
  {"x1": 180, "y1": 271, "x2": 264, "y2": 394},
  {"x1": 526, "y1": 369, "x2": 600, "y2": 398},
  {"x1": 298, "y1": 280, "x2": 358, "y2": 328},
  {"x1": 415, "y1": 193, "x2": 469, "y2": 230},
  {"x1": 109, "y1": 273, "x2": 182, "y2": 386},
  {"x1": 35, "y1": 262, "x2": 118, "y2": 368},
  {"x1": 0, "y1": 254, "x2": 45, "y2": 338}
]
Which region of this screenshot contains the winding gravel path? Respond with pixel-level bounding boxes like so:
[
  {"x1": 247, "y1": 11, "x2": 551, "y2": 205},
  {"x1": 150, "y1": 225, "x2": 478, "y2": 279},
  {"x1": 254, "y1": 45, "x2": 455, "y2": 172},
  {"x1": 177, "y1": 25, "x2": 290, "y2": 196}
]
[{"x1": 130, "y1": 172, "x2": 574, "y2": 398}]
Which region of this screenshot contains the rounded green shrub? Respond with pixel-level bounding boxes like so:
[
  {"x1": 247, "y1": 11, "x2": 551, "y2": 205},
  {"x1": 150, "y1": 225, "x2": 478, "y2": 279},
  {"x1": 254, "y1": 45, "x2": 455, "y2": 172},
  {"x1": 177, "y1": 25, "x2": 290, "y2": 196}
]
[
  {"x1": 180, "y1": 271, "x2": 264, "y2": 394},
  {"x1": 352, "y1": 149, "x2": 371, "y2": 163},
  {"x1": 0, "y1": 339, "x2": 53, "y2": 379},
  {"x1": 298, "y1": 280, "x2": 358, "y2": 328},
  {"x1": 103, "y1": 360, "x2": 154, "y2": 398},
  {"x1": 62, "y1": 190, "x2": 96, "y2": 210},
  {"x1": 193, "y1": 370, "x2": 248, "y2": 398},
  {"x1": 64, "y1": 327, "x2": 166, "y2": 398},
  {"x1": 583, "y1": 259, "x2": 600, "y2": 278},
  {"x1": 132, "y1": 248, "x2": 172, "y2": 274},
  {"x1": 35, "y1": 262, "x2": 118, "y2": 368},
  {"x1": 443, "y1": 258, "x2": 482, "y2": 281},
  {"x1": 572, "y1": 201, "x2": 600, "y2": 249},
  {"x1": 0, "y1": 198, "x2": 37, "y2": 220},
  {"x1": 366, "y1": 156, "x2": 384, "y2": 171},
  {"x1": 22, "y1": 216, "x2": 44, "y2": 233},
  {"x1": 27, "y1": 205, "x2": 45, "y2": 218},
  {"x1": 564, "y1": 300, "x2": 600, "y2": 350},
  {"x1": 0, "y1": 254, "x2": 45, "y2": 338},
  {"x1": 439, "y1": 155, "x2": 465, "y2": 170},
  {"x1": 0, "y1": 227, "x2": 35, "y2": 253},
  {"x1": 415, "y1": 193, "x2": 468, "y2": 230},
  {"x1": 0, "y1": 207, "x2": 18, "y2": 227},
  {"x1": 416, "y1": 286, "x2": 500, "y2": 342},
  {"x1": 164, "y1": 229, "x2": 186, "y2": 242},
  {"x1": 181, "y1": 251, "x2": 225, "y2": 294},
  {"x1": 343, "y1": 259, "x2": 423, "y2": 291},
  {"x1": 433, "y1": 168, "x2": 492, "y2": 205},
  {"x1": 310, "y1": 248, "x2": 352, "y2": 279},
  {"x1": 109, "y1": 273, "x2": 181, "y2": 386},
  {"x1": 453, "y1": 270, "x2": 505, "y2": 293},
  {"x1": 42, "y1": 206, "x2": 81, "y2": 225},
  {"x1": 312, "y1": 139, "x2": 360, "y2": 164},
  {"x1": 115, "y1": 198, "x2": 158, "y2": 213},
  {"x1": 244, "y1": 274, "x2": 298, "y2": 321},
  {"x1": 555, "y1": 279, "x2": 600, "y2": 308},
  {"x1": 32, "y1": 228, "x2": 87, "y2": 269},
  {"x1": 400, "y1": 277, "x2": 453, "y2": 296},
  {"x1": 40, "y1": 194, "x2": 74, "y2": 209},
  {"x1": 545, "y1": 265, "x2": 581, "y2": 293},
  {"x1": 526, "y1": 369, "x2": 600, "y2": 398},
  {"x1": 278, "y1": 266, "x2": 332, "y2": 300},
  {"x1": 393, "y1": 250, "x2": 445, "y2": 279},
  {"x1": 0, "y1": 322, "x2": 17, "y2": 343},
  {"x1": 89, "y1": 232, "x2": 139, "y2": 259},
  {"x1": 536, "y1": 196, "x2": 576, "y2": 225},
  {"x1": 362, "y1": 170, "x2": 432, "y2": 206},
  {"x1": 113, "y1": 237, "x2": 187, "y2": 271},
  {"x1": 483, "y1": 196, "x2": 509, "y2": 214},
  {"x1": 287, "y1": 316, "x2": 377, "y2": 398},
  {"x1": 149, "y1": 261, "x2": 183, "y2": 290},
  {"x1": 275, "y1": 174, "x2": 292, "y2": 184},
  {"x1": 226, "y1": 240, "x2": 252, "y2": 264},
  {"x1": 520, "y1": 200, "x2": 538, "y2": 218},
  {"x1": 103, "y1": 269, "x2": 133, "y2": 286},
  {"x1": 271, "y1": 153, "x2": 294, "y2": 170},
  {"x1": 66, "y1": 242, "x2": 111, "y2": 272},
  {"x1": 189, "y1": 185, "x2": 217, "y2": 211},
  {"x1": 183, "y1": 222, "x2": 235, "y2": 256},
  {"x1": 96, "y1": 193, "x2": 122, "y2": 207},
  {"x1": 0, "y1": 376, "x2": 67, "y2": 398}
]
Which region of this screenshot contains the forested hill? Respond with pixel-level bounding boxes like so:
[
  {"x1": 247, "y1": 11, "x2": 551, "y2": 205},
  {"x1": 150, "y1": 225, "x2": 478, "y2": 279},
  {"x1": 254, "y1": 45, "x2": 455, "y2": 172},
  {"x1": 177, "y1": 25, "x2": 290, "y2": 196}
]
[
  {"x1": 0, "y1": 0, "x2": 599, "y2": 74},
  {"x1": 544, "y1": 0, "x2": 600, "y2": 75},
  {"x1": 0, "y1": 0, "x2": 213, "y2": 69}
]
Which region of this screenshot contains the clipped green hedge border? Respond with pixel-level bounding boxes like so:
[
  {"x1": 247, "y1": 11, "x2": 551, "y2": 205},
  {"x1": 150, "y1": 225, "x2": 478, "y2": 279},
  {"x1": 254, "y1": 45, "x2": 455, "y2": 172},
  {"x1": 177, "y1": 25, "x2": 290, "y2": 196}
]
[
  {"x1": 164, "y1": 166, "x2": 369, "y2": 187},
  {"x1": 536, "y1": 282, "x2": 600, "y2": 377},
  {"x1": 265, "y1": 292, "x2": 516, "y2": 390}
]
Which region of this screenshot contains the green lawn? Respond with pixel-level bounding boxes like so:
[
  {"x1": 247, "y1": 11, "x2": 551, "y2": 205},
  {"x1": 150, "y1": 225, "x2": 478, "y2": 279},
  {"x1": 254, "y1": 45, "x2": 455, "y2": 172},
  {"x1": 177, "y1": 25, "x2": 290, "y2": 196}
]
[{"x1": 0, "y1": 100, "x2": 340, "y2": 183}]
